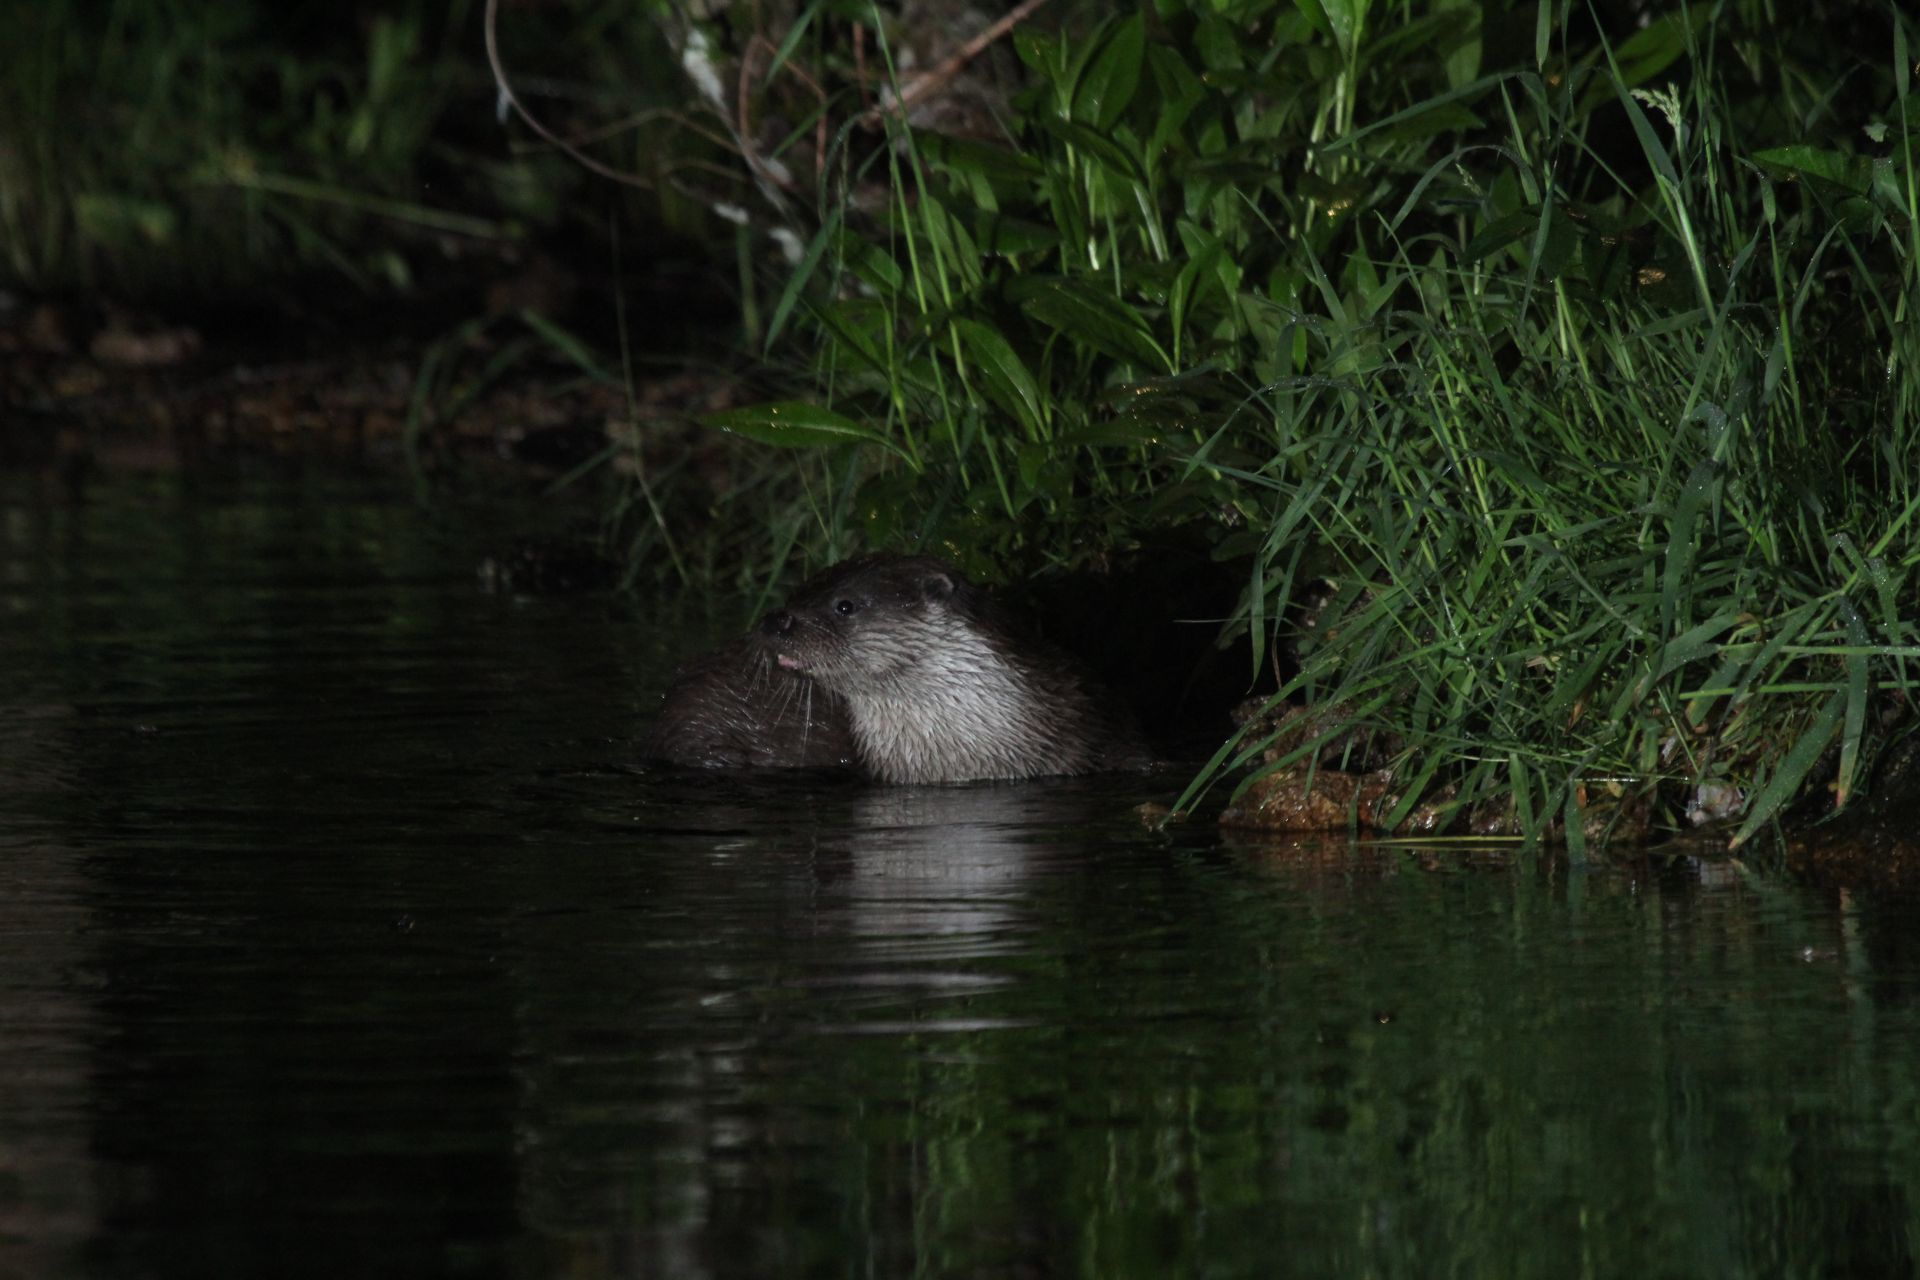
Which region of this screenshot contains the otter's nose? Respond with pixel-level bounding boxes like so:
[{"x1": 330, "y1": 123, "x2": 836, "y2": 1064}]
[{"x1": 761, "y1": 609, "x2": 794, "y2": 636}]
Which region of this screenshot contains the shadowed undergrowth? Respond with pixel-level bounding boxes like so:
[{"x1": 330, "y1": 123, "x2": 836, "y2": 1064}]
[
  {"x1": 8, "y1": 0, "x2": 1913, "y2": 844},
  {"x1": 665, "y1": 0, "x2": 1919, "y2": 843}
]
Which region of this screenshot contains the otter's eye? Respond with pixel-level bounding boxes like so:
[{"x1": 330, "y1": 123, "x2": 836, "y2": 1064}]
[{"x1": 833, "y1": 597, "x2": 858, "y2": 617}]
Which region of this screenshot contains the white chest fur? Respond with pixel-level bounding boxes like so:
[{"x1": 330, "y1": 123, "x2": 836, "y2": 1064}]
[{"x1": 844, "y1": 621, "x2": 1076, "y2": 783}]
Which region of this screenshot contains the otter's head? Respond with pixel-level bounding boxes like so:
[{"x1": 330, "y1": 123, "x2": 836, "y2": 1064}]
[{"x1": 758, "y1": 555, "x2": 972, "y2": 697}]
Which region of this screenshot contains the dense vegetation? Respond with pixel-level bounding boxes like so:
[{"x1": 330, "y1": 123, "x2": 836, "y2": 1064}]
[
  {"x1": 680, "y1": 0, "x2": 1918, "y2": 843},
  {"x1": 5, "y1": 0, "x2": 1915, "y2": 843},
  {"x1": 0, "y1": 0, "x2": 688, "y2": 299}
]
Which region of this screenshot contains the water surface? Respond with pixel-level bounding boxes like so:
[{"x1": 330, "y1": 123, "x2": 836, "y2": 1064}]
[{"x1": 3, "y1": 473, "x2": 1918, "y2": 1279}]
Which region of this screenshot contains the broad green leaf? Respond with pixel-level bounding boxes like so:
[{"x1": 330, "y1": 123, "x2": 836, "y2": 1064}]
[
  {"x1": 1660, "y1": 459, "x2": 1719, "y2": 636},
  {"x1": 702, "y1": 401, "x2": 912, "y2": 463},
  {"x1": 1291, "y1": 0, "x2": 1334, "y2": 46},
  {"x1": 1014, "y1": 441, "x2": 1049, "y2": 494},
  {"x1": 1318, "y1": 0, "x2": 1370, "y2": 56},
  {"x1": 1145, "y1": 45, "x2": 1206, "y2": 163},
  {"x1": 1378, "y1": 101, "x2": 1483, "y2": 145},
  {"x1": 1011, "y1": 277, "x2": 1173, "y2": 372},
  {"x1": 1652, "y1": 610, "x2": 1738, "y2": 684},
  {"x1": 809, "y1": 298, "x2": 888, "y2": 375},
  {"x1": 1611, "y1": 9, "x2": 1699, "y2": 87},
  {"x1": 1731, "y1": 690, "x2": 1845, "y2": 848},
  {"x1": 953, "y1": 318, "x2": 1046, "y2": 438},
  {"x1": 971, "y1": 213, "x2": 1061, "y2": 257},
  {"x1": 1434, "y1": 0, "x2": 1481, "y2": 88},
  {"x1": 834, "y1": 230, "x2": 902, "y2": 292},
  {"x1": 1072, "y1": 14, "x2": 1145, "y2": 130},
  {"x1": 1296, "y1": 172, "x2": 1369, "y2": 222},
  {"x1": 1870, "y1": 155, "x2": 1904, "y2": 209},
  {"x1": 1536, "y1": 211, "x2": 1578, "y2": 279},
  {"x1": 1462, "y1": 210, "x2": 1538, "y2": 265},
  {"x1": 1898, "y1": 18, "x2": 1910, "y2": 98},
  {"x1": 1170, "y1": 232, "x2": 1226, "y2": 353},
  {"x1": 912, "y1": 196, "x2": 983, "y2": 291},
  {"x1": 1184, "y1": 157, "x2": 1291, "y2": 188},
  {"x1": 1195, "y1": 15, "x2": 1246, "y2": 71},
  {"x1": 1035, "y1": 117, "x2": 1149, "y2": 185},
  {"x1": 1057, "y1": 420, "x2": 1166, "y2": 448},
  {"x1": 946, "y1": 210, "x2": 985, "y2": 288},
  {"x1": 1750, "y1": 146, "x2": 1878, "y2": 196},
  {"x1": 1012, "y1": 28, "x2": 1057, "y2": 74},
  {"x1": 918, "y1": 134, "x2": 1043, "y2": 186}
]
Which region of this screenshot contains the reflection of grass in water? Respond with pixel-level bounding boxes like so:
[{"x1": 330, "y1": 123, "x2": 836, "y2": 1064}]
[
  {"x1": 787, "y1": 843, "x2": 1875, "y2": 1277},
  {"x1": 686, "y1": 2, "x2": 1920, "y2": 842}
]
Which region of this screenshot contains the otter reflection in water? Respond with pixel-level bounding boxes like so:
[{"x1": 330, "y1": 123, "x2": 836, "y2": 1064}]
[{"x1": 641, "y1": 554, "x2": 1150, "y2": 783}]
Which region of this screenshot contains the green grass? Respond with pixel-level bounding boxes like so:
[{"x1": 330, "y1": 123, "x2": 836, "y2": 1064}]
[
  {"x1": 689, "y1": 0, "x2": 1920, "y2": 841},
  {"x1": 0, "y1": 0, "x2": 684, "y2": 299}
]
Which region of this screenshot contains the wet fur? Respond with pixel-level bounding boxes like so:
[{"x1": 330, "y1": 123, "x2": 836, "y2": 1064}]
[
  {"x1": 760, "y1": 555, "x2": 1150, "y2": 784},
  {"x1": 641, "y1": 635, "x2": 855, "y2": 769}
]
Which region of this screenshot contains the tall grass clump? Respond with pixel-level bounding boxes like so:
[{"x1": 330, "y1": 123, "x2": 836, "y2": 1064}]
[
  {"x1": 0, "y1": 0, "x2": 688, "y2": 300},
  {"x1": 701, "y1": 0, "x2": 1918, "y2": 840},
  {"x1": 2, "y1": 0, "x2": 461, "y2": 294}
]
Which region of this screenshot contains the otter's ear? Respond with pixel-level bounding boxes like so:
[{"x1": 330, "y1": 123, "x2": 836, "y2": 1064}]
[{"x1": 919, "y1": 569, "x2": 956, "y2": 601}]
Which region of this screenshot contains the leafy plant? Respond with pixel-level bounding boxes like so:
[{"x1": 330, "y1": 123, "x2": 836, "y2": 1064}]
[
  {"x1": 0, "y1": 0, "x2": 687, "y2": 298},
  {"x1": 693, "y1": 0, "x2": 1919, "y2": 841}
]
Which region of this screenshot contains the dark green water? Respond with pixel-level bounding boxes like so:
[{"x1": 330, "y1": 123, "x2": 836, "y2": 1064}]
[{"x1": 4, "y1": 473, "x2": 1920, "y2": 1280}]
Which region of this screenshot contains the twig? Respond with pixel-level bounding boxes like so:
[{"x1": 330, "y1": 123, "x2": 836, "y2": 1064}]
[
  {"x1": 735, "y1": 35, "x2": 832, "y2": 192},
  {"x1": 483, "y1": 0, "x2": 654, "y2": 190},
  {"x1": 857, "y1": 0, "x2": 1052, "y2": 130}
]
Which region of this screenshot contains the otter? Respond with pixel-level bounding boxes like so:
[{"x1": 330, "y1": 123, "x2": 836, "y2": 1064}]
[
  {"x1": 642, "y1": 554, "x2": 1151, "y2": 783},
  {"x1": 640, "y1": 635, "x2": 856, "y2": 770},
  {"x1": 757, "y1": 554, "x2": 1151, "y2": 784}
]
